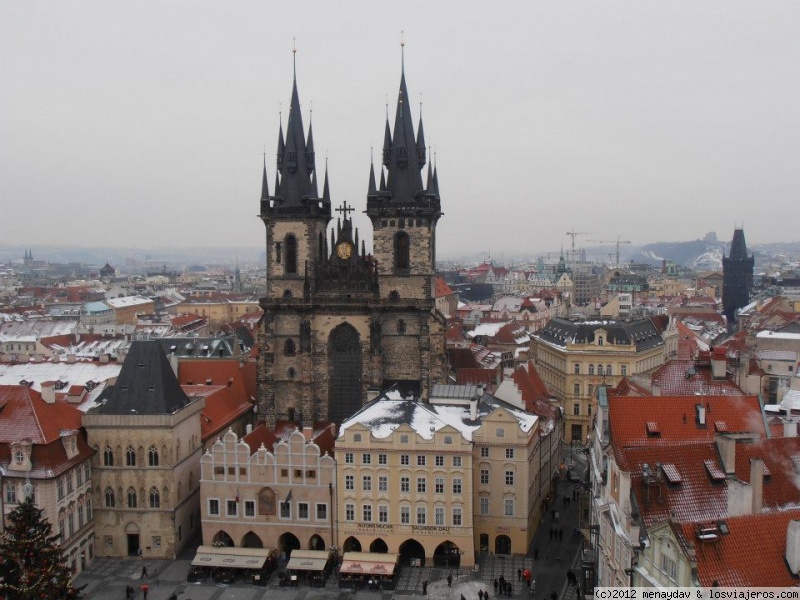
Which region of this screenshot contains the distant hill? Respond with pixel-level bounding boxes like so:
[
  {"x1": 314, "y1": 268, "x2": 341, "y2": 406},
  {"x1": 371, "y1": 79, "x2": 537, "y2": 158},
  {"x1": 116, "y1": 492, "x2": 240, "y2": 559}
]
[{"x1": 633, "y1": 238, "x2": 724, "y2": 270}]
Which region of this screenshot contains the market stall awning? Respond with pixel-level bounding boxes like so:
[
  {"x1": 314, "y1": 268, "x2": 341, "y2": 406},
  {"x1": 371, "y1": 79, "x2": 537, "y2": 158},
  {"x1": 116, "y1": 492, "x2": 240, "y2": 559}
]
[
  {"x1": 286, "y1": 549, "x2": 332, "y2": 572},
  {"x1": 340, "y1": 552, "x2": 399, "y2": 575},
  {"x1": 191, "y1": 546, "x2": 274, "y2": 569}
]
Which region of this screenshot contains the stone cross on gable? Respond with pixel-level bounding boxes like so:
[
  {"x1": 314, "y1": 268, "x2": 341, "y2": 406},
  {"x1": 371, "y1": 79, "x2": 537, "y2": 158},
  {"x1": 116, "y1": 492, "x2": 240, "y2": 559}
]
[{"x1": 335, "y1": 201, "x2": 355, "y2": 220}]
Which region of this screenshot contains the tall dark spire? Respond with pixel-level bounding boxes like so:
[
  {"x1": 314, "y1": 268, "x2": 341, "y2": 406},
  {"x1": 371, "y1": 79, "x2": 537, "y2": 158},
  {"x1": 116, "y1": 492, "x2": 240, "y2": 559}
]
[
  {"x1": 368, "y1": 161, "x2": 377, "y2": 195},
  {"x1": 729, "y1": 228, "x2": 750, "y2": 260},
  {"x1": 382, "y1": 52, "x2": 425, "y2": 202},
  {"x1": 273, "y1": 48, "x2": 318, "y2": 206},
  {"x1": 322, "y1": 161, "x2": 330, "y2": 203},
  {"x1": 261, "y1": 155, "x2": 270, "y2": 201},
  {"x1": 416, "y1": 105, "x2": 426, "y2": 167},
  {"x1": 382, "y1": 111, "x2": 392, "y2": 167}
]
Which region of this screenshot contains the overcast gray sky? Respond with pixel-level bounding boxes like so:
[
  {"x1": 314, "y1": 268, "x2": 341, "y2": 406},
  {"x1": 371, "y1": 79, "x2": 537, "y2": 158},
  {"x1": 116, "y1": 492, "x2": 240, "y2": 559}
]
[{"x1": 2, "y1": 1, "x2": 799, "y2": 260}]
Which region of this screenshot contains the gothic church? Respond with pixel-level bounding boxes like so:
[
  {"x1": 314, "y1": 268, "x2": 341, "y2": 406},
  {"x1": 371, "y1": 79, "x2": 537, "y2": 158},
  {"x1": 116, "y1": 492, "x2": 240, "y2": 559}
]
[{"x1": 256, "y1": 60, "x2": 447, "y2": 426}]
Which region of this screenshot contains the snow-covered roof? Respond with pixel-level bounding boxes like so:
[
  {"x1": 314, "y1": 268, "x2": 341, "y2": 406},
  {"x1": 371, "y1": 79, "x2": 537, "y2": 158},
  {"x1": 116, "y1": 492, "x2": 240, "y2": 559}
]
[
  {"x1": 106, "y1": 296, "x2": 152, "y2": 308},
  {"x1": 0, "y1": 362, "x2": 121, "y2": 393},
  {"x1": 0, "y1": 320, "x2": 77, "y2": 342},
  {"x1": 756, "y1": 349, "x2": 798, "y2": 362},
  {"x1": 338, "y1": 391, "x2": 538, "y2": 442},
  {"x1": 756, "y1": 331, "x2": 800, "y2": 341},
  {"x1": 467, "y1": 322, "x2": 509, "y2": 338}
]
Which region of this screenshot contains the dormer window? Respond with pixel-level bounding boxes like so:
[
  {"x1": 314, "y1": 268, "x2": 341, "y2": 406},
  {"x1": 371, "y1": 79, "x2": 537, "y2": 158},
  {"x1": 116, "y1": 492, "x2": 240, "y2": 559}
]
[
  {"x1": 598, "y1": 337, "x2": 604, "y2": 346},
  {"x1": 15, "y1": 450, "x2": 24, "y2": 464}
]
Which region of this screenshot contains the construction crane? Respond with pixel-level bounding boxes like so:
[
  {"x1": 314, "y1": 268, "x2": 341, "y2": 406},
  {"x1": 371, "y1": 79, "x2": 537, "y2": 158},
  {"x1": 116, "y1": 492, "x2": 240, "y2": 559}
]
[
  {"x1": 565, "y1": 229, "x2": 591, "y2": 262},
  {"x1": 588, "y1": 237, "x2": 632, "y2": 265}
]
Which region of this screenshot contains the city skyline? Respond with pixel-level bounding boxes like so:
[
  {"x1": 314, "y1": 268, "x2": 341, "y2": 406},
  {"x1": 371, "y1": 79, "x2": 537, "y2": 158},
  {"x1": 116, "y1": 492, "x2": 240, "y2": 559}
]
[{"x1": 3, "y1": 1, "x2": 799, "y2": 258}]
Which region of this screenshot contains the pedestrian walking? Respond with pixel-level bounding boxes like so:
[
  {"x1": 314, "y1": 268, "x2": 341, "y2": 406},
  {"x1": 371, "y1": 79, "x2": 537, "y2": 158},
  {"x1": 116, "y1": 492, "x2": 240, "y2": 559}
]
[
  {"x1": 461, "y1": 595, "x2": 466, "y2": 600},
  {"x1": 422, "y1": 580, "x2": 428, "y2": 595},
  {"x1": 507, "y1": 582, "x2": 513, "y2": 596},
  {"x1": 141, "y1": 565, "x2": 148, "y2": 578},
  {"x1": 555, "y1": 511, "x2": 560, "y2": 523},
  {"x1": 517, "y1": 568, "x2": 522, "y2": 582},
  {"x1": 140, "y1": 584, "x2": 149, "y2": 600},
  {"x1": 533, "y1": 547, "x2": 539, "y2": 560},
  {"x1": 494, "y1": 578, "x2": 499, "y2": 593},
  {"x1": 484, "y1": 591, "x2": 490, "y2": 600},
  {"x1": 448, "y1": 573, "x2": 453, "y2": 588},
  {"x1": 529, "y1": 579, "x2": 536, "y2": 595},
  {"x1": 551, "y1": 591, "x2": 558, "y2": 600},
  {"x1": 479, "y1": 590, "x2": 485, "y2": 600}
]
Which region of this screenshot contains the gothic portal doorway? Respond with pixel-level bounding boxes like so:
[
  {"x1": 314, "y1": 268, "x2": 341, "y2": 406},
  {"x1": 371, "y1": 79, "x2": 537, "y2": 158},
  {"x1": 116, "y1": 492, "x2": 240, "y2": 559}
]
[{"x1": 328, "y1": 323, "x2": 363, "y2": 423}]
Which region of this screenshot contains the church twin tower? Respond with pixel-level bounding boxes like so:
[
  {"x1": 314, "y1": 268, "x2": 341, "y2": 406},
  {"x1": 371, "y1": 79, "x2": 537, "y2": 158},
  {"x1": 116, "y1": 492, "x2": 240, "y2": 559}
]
[{"x1": 256, "y1": 60, "x2": 447, "y2": 426}]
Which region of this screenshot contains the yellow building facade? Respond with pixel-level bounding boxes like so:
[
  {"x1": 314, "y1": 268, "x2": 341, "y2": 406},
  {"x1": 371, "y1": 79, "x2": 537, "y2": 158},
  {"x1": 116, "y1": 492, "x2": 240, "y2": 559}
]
[{"x1": 532, "y1": 318, "x2": 666, "y2": 443}]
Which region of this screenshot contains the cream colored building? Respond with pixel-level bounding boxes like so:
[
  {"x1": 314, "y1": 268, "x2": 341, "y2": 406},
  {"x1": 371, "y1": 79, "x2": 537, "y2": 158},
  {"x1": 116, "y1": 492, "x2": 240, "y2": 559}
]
[
  {"x1": 471, "y1": 401, "x2": 540, "y2": 555},
  {"x1": 199, "y1": 425, "x2": 336, "y2": 553},
  {"x1": 335, "y1": 386, "x2": 542, "y2": 566},
  {"x1": 84, "y1": 340, "x2": 204, "y2": 559},
  {"x1": 532, "y1": 317, "x2": 666, "y2": 443}
]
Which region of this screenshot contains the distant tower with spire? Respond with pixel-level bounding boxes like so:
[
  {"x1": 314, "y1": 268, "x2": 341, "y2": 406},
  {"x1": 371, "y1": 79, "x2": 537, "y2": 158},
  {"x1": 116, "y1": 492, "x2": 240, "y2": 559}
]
[
  {"x1": 722, "y1": 228, "x2": 754, "y2": 326},
  {"x1": 256, "y1": 42, "x2": 447, "y2": 427}
]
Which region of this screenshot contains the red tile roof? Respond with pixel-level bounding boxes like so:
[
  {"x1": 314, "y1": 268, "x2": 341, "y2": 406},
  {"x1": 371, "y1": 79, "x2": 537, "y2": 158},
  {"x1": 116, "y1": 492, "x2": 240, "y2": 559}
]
[
  {"x1": 435, "y1": 277, "x2": 455, "y2": 298},
  {"x1": 607, "y1": 377, "x2": 652, "y2": 397},
  {"x1": 608, "y1": 395, "x2": 765, "y2": 453},
  {"x1": 0, "y1": 385, "x2": 83, "y2": 444},
  {"x1": 456, "y1": 368, "x2": 498, "y2": 386},
  {"x1": 650, "y1": 360, "x2": 745, "y2": 396},
  {"x1": 675, "y1": 509, "x2": 800, "y2": 587}
]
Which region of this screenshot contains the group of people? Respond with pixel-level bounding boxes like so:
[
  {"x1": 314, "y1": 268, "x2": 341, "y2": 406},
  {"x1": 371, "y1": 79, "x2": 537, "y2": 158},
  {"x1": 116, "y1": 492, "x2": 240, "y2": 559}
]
[
  {"x1": 493, "y1": 576, "x2": 514, "y2": 596},
  {"x1": 548, "y1": 527, "x2": 565, "y2": 542}
]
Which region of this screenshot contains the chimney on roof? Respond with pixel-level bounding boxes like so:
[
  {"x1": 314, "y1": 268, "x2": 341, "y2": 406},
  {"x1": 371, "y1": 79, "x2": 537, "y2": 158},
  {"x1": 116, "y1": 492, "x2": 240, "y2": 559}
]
[
  {"x1": 303, "y1": 425, "x2": 313, "y2": 441},
  {"x1": 696, "y1": 403, "x2": 706, "y2": 427},
  {"x1": 787, "y1": 520, "x2": 800, "y2": 576},
  {"x1": 716, "y1": 433, "x2": 736, "y2": 475},
  {"x1": 726, "y1": 478, "x2": 752, "y2": 517},
  {"x1": 784, "y1": 420, "x2": 798, "y2": 438},
  {"x1": 245, "y1": 423, "x2": 253, "y2": 435},
  {"x1": 710, "y1": 347, "x2": 727, "y2": 380},
  {"x1": 41, "y1": 381, "x2": 56, "y2": 404},
  {"x1": 750, "y1": 457, "x2": 763, "y2": 515},
  {"x1": 66, "y1": 354, "x2": 77, "y2": 364}
]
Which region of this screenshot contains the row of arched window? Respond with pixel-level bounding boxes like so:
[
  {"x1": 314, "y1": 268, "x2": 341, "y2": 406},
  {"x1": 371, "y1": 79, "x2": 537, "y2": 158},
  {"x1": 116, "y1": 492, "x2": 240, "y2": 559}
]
[
  {"x1": 105, "y1": 486, "x2": 163, "y2": 509},
  {"x1": 103, "y1": 445, "x2": 161, "y2": 467},
  {"x1": 588, "y1": 364, "x2": 613, "y2": 376},
  {"x1": 277, "y1": 231, "x2": 412, "y2": 273}
]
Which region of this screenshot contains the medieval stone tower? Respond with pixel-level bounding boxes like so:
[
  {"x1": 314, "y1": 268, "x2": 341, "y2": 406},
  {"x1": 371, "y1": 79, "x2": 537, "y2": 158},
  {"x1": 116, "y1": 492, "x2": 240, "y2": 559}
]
[
  {"x1": 722, "y1": 227, "x2": 754, "y2": 326},
  {"x1": 256, "y1": 60, "x2": 447, "y2": 427}
]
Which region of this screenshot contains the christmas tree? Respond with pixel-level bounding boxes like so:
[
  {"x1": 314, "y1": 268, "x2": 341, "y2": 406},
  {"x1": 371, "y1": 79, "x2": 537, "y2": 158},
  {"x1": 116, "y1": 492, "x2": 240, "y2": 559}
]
[{"x1": 0, "y1": 496, "x2": 83, "y2": 599}]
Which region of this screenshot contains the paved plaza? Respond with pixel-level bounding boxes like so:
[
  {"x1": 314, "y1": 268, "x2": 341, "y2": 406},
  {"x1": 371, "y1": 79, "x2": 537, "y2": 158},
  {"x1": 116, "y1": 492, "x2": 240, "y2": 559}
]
[{"x1": 74, "y1": 453, "x2": 587, "y2": 600}]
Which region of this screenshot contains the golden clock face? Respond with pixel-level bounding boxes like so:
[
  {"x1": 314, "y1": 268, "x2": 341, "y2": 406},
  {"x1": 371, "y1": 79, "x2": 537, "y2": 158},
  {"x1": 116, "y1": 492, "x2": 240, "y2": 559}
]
[{"x1": 336, "y1": 242, "x2": 352, "y2": 260}]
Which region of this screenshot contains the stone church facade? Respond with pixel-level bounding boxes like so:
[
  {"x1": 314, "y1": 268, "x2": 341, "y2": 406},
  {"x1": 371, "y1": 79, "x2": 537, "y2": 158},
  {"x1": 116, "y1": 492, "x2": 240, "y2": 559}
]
[{"x1": 256, "y1": 63, "x2": 447, "y2": 427}]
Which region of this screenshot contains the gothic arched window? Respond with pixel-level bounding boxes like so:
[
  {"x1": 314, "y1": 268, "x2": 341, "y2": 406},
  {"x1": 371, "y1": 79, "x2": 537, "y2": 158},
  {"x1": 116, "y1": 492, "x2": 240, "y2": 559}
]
[
  {"x1": 149, "y1": 487, "x2": 160, "y2": 508},
  {"x1": 104, "y1": 487, "x2": 115, "y2": 508},
  {"x1": 148, "y1": 446, "x2": 159, "y2": 467},
  {"x1": 285, "y1": 234, "x2": 298, "y2": 274},
  {"x1": 103, "y1": 446, "x2": 114, "y2": 467},
  {"x1": 394, "y1": 232, "x2": 410, "y2": 270},
  {"x1": 127, "y1": 487, "x2": 137, "y2": 508},
  {"x1": 126, "y1": 446, "x2": 136, "y2": 466}
]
